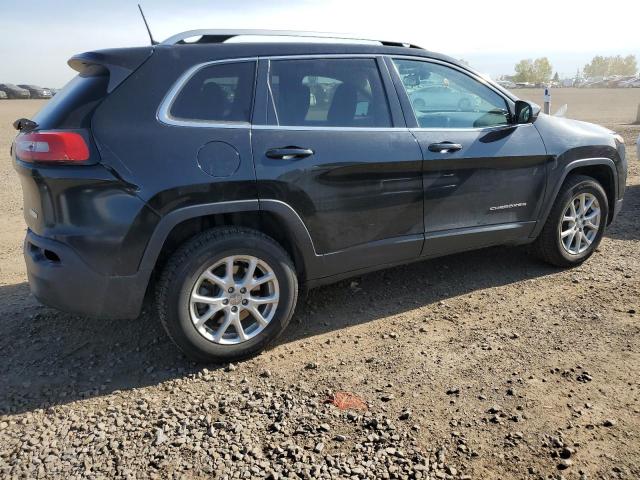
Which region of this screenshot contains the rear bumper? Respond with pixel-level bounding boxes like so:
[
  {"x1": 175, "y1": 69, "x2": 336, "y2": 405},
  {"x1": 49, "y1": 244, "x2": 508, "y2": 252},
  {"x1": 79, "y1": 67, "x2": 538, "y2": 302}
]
[{"x1": 24, "y1": 230, "x2": 146, "y2": 319}]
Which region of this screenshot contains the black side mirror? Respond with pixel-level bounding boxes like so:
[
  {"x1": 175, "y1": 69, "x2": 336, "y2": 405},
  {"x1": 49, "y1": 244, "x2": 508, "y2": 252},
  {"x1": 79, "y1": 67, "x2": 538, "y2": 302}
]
[{"x1": 514, "y1": 100, "x2": 540, "y2": 124}]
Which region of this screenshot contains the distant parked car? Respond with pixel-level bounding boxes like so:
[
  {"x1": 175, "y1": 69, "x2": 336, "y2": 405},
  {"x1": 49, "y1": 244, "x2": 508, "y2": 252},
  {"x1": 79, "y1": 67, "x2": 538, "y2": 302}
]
[
  {"x1": 586, "y1": 80, "x2": 609, "y2": 88},
  {"x1": 620, "y1": 78, "x2": 640, "y2": 88},
  {"x1": 0, "y1": 90, "x2": 7, "y2": 100},
  {"x1": 49, "y1": 88, "x2": 60, "y2": 96},
  {"x1": 17, "y1": 84, "x2": 52, "y2": 99},
  {"x1": 496, "y1": 80, "x2": 516, "y2": 89},
  {"x1": 606, "y1": 76, "x2": 632, "y2": 88},
  {"x1": 0, "y1": 83, "x2": 30, "y2": 99},
  {"x1": 408, "y1": 85, "x2": 480, "y2": 111}
]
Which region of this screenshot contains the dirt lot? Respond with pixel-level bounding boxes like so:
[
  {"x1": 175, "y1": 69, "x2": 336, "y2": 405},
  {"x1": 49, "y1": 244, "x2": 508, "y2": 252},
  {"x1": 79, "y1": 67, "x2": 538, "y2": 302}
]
[
  {"x1": 0, "y1": 93, "x2": 638, "y2": 479},
  {"x1": 513, "y1": 88, "x2": 640, "y2": 124}
]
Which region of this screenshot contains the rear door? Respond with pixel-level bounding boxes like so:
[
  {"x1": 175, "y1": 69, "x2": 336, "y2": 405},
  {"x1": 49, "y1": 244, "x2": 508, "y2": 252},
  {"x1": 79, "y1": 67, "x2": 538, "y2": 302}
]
[
  {"x1": 251, "y1": 56, "x2": 424, "y2": 277},
  {"x1": 388, "y1": 57, "x2": 548, "y2": 256}
]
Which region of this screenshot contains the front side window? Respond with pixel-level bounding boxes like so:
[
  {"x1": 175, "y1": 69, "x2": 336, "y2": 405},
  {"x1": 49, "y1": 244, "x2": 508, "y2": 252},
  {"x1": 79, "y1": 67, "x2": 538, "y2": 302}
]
[
  {"x1": 393, "y1": 59, "x2": 510, "y2": 129},
  {"x1": 269, "y1": 58, "x2": 392, "y2": 128},
  {"x1": 170, "y1": 61, "x2": 256, "y2": 123}
]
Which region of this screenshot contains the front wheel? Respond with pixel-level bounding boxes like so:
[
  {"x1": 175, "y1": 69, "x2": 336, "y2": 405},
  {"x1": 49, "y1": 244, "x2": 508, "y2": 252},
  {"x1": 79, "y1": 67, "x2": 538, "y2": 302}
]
[
  {"x1": 156, "y1": 227, "x2": 298, "y2": 363},
  {"x1": 533, "y1": 175, "x2": 608, "y2": 267}
]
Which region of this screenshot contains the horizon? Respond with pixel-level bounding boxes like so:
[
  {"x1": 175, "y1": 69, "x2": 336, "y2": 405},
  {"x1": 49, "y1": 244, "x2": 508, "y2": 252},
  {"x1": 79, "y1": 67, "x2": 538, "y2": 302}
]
[{"x1": 1, "y1": 0, "x2": 639, "y2": 87}]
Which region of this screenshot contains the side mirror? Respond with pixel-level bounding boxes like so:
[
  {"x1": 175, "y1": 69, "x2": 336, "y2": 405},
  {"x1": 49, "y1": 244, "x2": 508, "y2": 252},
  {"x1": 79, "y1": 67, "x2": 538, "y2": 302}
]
[{"x1": 514, "y1": 100, "x2": 540, "y2": 124}]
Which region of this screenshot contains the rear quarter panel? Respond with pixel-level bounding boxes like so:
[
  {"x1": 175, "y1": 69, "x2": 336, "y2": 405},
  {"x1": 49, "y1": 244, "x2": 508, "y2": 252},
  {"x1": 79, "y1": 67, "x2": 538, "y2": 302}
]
[{"x1": 91, "y1": 46, "x2": 259, "y2": 213}]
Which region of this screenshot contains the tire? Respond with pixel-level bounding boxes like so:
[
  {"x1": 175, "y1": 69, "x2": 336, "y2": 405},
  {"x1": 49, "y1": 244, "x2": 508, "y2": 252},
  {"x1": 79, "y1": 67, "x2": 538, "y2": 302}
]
[
  {"x1": 533, "y1": 175, "x2": 608, "y2": 267},
  {"x1": 156, "y1": 227, "x2": 298, "y2": 363}
]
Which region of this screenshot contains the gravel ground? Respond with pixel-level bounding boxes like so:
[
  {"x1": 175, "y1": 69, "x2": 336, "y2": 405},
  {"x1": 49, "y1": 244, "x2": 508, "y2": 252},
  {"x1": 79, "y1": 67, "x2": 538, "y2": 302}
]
[{"x1": 0, "y1": 100, "x2": 638, "y2": 479}]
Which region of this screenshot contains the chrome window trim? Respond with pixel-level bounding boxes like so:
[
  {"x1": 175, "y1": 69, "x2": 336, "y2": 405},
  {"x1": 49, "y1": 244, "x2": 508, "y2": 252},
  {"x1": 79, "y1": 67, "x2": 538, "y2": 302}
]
[
  {"x1": 253, "y1": 124, "x2": 525, "y2": 133},
  {"x1": 265, "y1": 58, "x2": 280, "y2": 125},
  {"x1": 253, "y1": 124, "x2": 527, "y2": 133},
  {"x1": 157, "y1": 53, "x2": 518, "y2": 131},
  {"x1": 156, "y1": 57, "x2": 258, "y2": 129},
  {"x1": 411, "y1": 123, "x2": 535, "y2": 134},
  {"x1": 252, "y1": 125, "x2": 407, "y2": 132},
  {"x1": 266, "y1": 53, "x2": 380, "y2": 61}
]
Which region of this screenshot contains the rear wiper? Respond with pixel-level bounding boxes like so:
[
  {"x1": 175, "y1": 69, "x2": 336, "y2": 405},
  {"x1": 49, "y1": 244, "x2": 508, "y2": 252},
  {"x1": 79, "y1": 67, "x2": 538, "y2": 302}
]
[{"x1": 13, "y1": 118, "x2": 38, "y2": 133}]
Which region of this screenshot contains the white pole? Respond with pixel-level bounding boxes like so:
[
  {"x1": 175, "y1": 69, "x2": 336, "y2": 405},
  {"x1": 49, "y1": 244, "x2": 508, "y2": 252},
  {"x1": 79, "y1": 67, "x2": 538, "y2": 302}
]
[{"x1": 543, "y1": 86, "x2": 551, "y2": 114}]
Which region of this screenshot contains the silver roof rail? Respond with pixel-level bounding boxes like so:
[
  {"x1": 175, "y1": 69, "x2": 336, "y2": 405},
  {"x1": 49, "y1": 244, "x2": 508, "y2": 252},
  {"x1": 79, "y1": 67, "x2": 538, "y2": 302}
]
[{"x1": 160, "y1": 29, "x2": 423, "y2": 49}]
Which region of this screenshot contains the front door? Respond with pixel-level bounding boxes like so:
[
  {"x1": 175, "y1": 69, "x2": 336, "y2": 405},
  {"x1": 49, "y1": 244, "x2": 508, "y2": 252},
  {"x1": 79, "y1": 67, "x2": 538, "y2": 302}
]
[
  {"x1": 251, "y1": 56, "x2": 424, "y2": 276},
  {"x1": 389, "y1": 57, "x2": 548, "y2": 255}
]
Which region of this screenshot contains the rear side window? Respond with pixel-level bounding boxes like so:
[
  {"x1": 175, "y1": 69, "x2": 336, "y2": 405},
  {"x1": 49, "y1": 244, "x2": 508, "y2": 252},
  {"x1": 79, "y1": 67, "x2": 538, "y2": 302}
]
[
  {"x1": 170, "y1": 62, "x2": 256, "y2": 123},
  {"x1": 269, "y1": 58, "x2": 392, "y2": 128},
  {"x1": 33, "y1": 74, "x2": 109, "y2": 129}
]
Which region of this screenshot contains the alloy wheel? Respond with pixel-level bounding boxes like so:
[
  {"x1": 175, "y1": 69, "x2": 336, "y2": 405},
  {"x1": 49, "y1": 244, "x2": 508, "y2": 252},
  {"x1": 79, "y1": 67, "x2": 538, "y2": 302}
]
[
  {"x1": 558, "y1": 192, "x2": 601, "y2": 255},
  {"x1": 189, "y1": 255, "x2": 279, "y2": 344}
]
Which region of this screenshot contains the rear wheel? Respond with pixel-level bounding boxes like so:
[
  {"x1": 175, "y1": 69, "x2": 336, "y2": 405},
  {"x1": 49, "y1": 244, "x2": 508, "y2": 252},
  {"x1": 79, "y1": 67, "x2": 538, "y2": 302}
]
[
  {"x1": 533, "y1": 175, "x2": 608, "y2": 267},
  {"x1": 156, "y1": 227, "x2": 298, "y2": 363}
]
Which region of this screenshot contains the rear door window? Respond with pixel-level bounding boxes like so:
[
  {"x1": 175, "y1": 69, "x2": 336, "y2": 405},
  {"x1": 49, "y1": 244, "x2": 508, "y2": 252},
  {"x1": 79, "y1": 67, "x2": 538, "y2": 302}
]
[
  {"x1": 169, "y1": 61, "x2": 256, "y2": 123},
  {"x1": 269, "y1": 58, "x2": 392, "y2": 128}
]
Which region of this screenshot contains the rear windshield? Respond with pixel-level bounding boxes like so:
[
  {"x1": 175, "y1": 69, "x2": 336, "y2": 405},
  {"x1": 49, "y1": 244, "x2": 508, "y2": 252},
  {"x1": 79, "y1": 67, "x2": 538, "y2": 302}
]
[{"x1": 33, "y1": 74, "x2": 109, "y2": 129}]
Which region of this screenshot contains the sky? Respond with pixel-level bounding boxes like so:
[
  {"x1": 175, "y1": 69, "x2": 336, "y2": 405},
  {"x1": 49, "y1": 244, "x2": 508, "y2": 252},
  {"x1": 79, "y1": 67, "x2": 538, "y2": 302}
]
[{"x1": 1, "y1": 0, "x2": 639, "y2": 87}]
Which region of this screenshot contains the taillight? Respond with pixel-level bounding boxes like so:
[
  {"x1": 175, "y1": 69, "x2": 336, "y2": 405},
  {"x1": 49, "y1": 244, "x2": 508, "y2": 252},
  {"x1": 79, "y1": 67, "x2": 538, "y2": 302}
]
[{"x1": 15, "y1": 131, "x2": 89, "y2": 163}]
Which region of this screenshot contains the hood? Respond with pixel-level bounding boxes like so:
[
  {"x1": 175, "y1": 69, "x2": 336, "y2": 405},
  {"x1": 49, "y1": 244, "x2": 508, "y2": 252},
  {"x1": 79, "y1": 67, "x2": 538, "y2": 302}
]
[
  {"x1": 541, "y1": 114, "x2": 614, "y2": 136},
  {"x1": 532, "y1": 113, "x2": 621, "y2": 160}
]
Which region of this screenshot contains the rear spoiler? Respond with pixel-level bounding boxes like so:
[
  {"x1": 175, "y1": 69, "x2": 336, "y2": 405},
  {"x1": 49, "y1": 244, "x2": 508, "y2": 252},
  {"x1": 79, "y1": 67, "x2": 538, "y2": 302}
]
[{"x1": 68, "y1": 47, "x2": 153, "y2": 93}]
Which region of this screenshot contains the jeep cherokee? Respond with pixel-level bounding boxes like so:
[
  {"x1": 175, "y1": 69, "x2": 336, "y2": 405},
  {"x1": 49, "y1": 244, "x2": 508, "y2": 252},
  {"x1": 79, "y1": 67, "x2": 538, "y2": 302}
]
[{"x1": 12, "y1": 30, "x2": 627, "y2": 362}]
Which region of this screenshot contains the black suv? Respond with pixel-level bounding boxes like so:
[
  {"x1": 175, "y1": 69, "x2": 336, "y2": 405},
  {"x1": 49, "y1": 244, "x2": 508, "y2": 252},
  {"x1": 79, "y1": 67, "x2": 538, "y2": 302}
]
[{"x1": 13, "y1": 30, "x2": 627, "y2": 362}]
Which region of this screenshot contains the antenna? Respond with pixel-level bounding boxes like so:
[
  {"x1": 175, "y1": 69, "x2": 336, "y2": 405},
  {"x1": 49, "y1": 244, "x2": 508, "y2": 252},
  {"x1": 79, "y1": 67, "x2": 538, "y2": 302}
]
[{"x1": 138, "y1": 4, "x2": 158, "y2": 45}]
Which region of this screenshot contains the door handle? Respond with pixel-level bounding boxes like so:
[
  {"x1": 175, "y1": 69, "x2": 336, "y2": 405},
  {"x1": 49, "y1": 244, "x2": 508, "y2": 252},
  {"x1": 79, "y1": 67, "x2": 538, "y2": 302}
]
[
  {"x1": 266, "y1": 147, "x2": 314, "y2": 160},
  {"x1": 427, "y1": 142, "x2": 463, "y2": 153}
]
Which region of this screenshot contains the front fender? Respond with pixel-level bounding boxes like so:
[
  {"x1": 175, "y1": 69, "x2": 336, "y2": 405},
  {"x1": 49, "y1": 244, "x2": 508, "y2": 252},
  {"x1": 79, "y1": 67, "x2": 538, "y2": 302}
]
[{"x1": 530, "y1": 157, "x2": 617, "y2": 239}]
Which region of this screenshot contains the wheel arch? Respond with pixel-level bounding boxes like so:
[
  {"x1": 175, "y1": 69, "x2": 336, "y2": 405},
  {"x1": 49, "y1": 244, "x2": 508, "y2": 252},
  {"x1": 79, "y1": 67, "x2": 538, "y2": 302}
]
[
  {"x1": 532, "y1": 157, "x2": 618, "y2": 239},
  {"x1": 136, "y1": 200, "x2": 321, "y2": 306}
]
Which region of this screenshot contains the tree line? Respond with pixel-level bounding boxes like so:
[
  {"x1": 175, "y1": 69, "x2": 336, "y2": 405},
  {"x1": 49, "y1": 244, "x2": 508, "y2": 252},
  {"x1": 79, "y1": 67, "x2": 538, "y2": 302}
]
[{"x1": 511, "y1": 55, "x2": 638, "y2": 83}]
